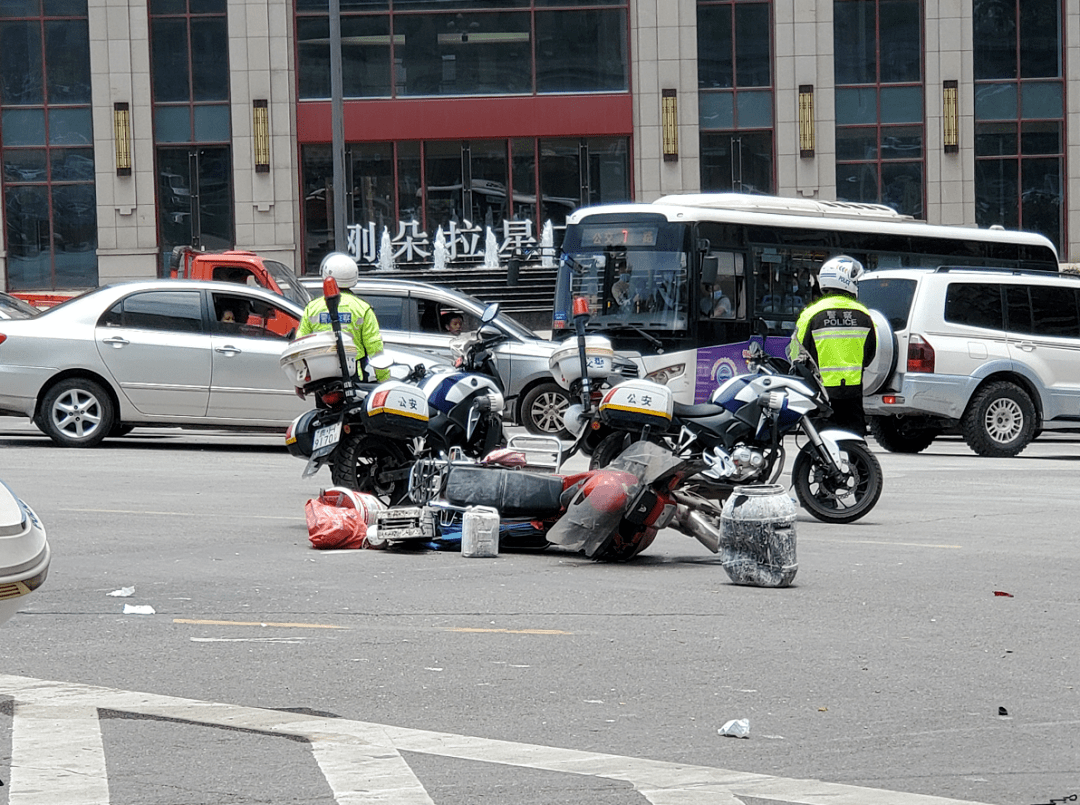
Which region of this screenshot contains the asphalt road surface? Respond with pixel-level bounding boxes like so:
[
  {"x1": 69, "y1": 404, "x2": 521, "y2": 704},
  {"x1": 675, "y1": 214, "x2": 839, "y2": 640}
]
[{"x1": 0, "y1": 421, "x2": 1077, "y2": 805}]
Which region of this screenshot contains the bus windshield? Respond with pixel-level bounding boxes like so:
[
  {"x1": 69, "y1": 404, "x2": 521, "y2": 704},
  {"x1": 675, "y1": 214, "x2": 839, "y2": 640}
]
[{"x1": 557, "y1": 218, "x2": 692, "y2": 332}]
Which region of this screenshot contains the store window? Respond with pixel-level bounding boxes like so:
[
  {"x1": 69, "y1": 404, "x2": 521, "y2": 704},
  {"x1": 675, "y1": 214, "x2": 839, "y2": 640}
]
[
  {"x1": 697, "y1": 1, "x2": 774, "y2": 194},
  {"x1": 973, "y1": 0, "x2": 1063, "y2": 253},
  {"x1": 295, "y1": 1, "x2": 629, "y2": 100},
  {"x1": 833, "y1": 0, "x2": 924, "y2": 218},
  {"x1": 0, "y1": 0, "x2": 97, "y2": 291},
  {"x1": 300, "y1": 136, "x2": 630, "y2": 272},
  {"x1": 150, "y1": 0, "x2": 233, "y2": 270}
]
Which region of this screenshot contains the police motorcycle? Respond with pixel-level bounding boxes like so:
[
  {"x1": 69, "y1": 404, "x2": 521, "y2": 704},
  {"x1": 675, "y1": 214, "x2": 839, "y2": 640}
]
[
  {"x1": 283, "y1": 284, "x2": 508, "y2": 504},
  {"x1": 574, "y1": 328, "x2": 884, "y2": 525},
  {"x1": 387, "y1": 296, "x2": 697, "y2": 561}
]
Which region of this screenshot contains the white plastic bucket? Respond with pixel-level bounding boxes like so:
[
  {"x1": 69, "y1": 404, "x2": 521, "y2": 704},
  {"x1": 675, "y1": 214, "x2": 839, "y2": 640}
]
[{"x1": 461, "y1": 506, "x2": 499, "y2": 558}]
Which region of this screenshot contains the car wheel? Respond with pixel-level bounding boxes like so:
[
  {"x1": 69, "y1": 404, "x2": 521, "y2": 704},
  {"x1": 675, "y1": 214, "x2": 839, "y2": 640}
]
[
  {"x1": 868, "y1": 415, "x2": 939, "y2": 454},
  {"x1": 520, "y1": 382, "x2": 570, "y2": 438},
  {"x1": 40, "y1": 378, "x2": 116, "y2": 448},
  {"x1": 960, "y1": 381, "x2": 1036, "y2": 457}
]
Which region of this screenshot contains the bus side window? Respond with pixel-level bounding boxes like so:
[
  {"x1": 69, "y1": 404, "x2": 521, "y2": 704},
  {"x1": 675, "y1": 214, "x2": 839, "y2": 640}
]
[{"x1": 700, "y1": 252, "x2": 744, "y2": 320}]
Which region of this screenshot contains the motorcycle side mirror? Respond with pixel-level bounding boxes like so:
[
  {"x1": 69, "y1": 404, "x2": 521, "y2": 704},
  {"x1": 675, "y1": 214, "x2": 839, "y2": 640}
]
[
  {"x1": 753, "y1": 317, "x2": 770, "y2": 338},
  {"x1": 481, "y1": 302, "x2": 499, "y2": 324},
  {"x1": 388, "y1": 363, "x2": 411, "y2": 380}
]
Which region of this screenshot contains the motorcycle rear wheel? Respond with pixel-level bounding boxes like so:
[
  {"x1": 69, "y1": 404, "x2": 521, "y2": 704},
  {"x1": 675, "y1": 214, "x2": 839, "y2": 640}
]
[
  {"x1": 791, "y1": 441, "x2": 882, "y2": 524},
  {"x1": 331, "y1": 433, "x2": 411, "y2": 505}
]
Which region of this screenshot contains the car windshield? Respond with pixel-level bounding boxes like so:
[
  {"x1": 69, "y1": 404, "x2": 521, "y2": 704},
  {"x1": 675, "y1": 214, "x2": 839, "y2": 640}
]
[{"x1": 263, "y1": 260, "x2": 312, "y2": 307}]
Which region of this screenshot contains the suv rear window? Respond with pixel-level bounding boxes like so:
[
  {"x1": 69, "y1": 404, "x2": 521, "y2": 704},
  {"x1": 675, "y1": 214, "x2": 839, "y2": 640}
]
[{"x1": 858, "y1": 277, "x2": 916, "y2": 330}]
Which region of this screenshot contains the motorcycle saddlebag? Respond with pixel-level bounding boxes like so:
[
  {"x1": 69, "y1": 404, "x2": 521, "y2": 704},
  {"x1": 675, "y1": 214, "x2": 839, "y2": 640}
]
[
  {"x1": 599, "y1": 380, "x2": 673, "y2": 431},
  {"x1": 444, "y1": 467, "x2": 564, "y2": 518},
  {"x1": 362, "y1": 381, "x2": 429, "y2": 438}
]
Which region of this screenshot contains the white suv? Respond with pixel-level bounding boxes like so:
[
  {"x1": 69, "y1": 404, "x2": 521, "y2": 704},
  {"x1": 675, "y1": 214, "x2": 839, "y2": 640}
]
[{"x1": 858, "y1": 266, "x2": 1080, "y2": 457}]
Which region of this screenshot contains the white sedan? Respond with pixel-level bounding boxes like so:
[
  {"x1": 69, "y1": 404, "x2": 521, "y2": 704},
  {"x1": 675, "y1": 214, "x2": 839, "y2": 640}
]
[{"x1": 0, "y1": 279, "x2": 442, "y2": 447}]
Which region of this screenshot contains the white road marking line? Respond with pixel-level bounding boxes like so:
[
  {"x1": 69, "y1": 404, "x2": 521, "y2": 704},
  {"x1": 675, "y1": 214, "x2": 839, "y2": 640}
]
[
  {"x1": 9, "y1": 703, "x2": 109, "y2": 805},
  {"x1": 0, "y1": 675, "x2": 996, "y2": 805}
]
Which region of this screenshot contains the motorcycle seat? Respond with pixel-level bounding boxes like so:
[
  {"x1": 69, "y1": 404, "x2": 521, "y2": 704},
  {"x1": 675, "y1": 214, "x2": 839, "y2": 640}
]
[
  {"x1": 445, "y1": 466, "x2": 564, "y2": 517},
  {"x1": 672, "y1": 401, "x2": 725, "y2": 419}
]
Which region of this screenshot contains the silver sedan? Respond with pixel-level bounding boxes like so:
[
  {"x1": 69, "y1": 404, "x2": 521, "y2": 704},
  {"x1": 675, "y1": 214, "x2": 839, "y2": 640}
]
[{"x1": 0, "y1": 279, "x2": 441, "y2": 447}]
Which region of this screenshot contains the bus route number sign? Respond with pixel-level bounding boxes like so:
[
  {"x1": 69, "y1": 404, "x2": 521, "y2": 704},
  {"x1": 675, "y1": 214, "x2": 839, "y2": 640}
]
[{"x1": 581, "y1": 225, "x2": 658, "y2": 247}]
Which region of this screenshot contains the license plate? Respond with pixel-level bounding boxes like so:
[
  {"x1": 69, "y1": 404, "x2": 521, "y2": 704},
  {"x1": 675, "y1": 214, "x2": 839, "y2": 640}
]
[{"x1": 312, "y1": 422, "x2": 342, "y2": 453}]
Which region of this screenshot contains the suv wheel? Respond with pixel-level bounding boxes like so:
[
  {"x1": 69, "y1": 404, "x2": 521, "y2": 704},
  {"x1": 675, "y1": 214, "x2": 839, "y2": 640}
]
[
  {"x1": 868, "y1": 416, "x2": 939, "y2": 454},
  {"x1": 961, "y1": 381, "x2": 1036, "y2": 457},
  {"x1": 521, "y1": 381, "x2": 570, "y2": 438}
]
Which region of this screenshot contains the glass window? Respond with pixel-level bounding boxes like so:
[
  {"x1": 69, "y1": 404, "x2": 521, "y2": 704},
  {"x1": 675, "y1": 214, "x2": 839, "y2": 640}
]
[
  {"x1": 425, "y1": 140, "x2": 463, "y2": 227},
  {"x1": 151, "y1": 18, "x2": 190, "y2": 103},
  {"x1": 535, "y1": 9, "x2": 627, "y2": 93},
  {"x1": 1019, "y1": 0, "x2": 1060, "y2": 79},
  {"x1": 1004, "y1": 285, "x2": 1031, "y2": 332},
  {"x1": 469, "y1": 139, "x2": 509, "y2": 227},
  {"x1": 351, "y1": 142, "x2": 395, "y2": 233},
  {"x1": 834, "y1": 0, "x2": 876, "y2": 85},
  {"x1": 398, "y1": 11, "x2": 532, "y2": 97},
  {"x1": 834, "y1": 0, "x2": 923, "y2": 218},
  {"x1": 363, "y1": 295, "x2": 405, "y2": 330},
  {"x1": 1027, "y1": 284, "x2": 1079, "y2": 338},
  {"x1": 44, "y1": 19, "x2": 91, "y2": 104},
  {"x1": 697, "y1": 4, "x2": 733, "y2": 89},
  {"x1": 0, "y1": 21, "x2": 43, "y2": 104},
  {"x1": 120, "y1": 291, "x2": 204, "y2": 332},
  {"x1": 974, "y1": 82, "x2": 1018, "y2": 120},
  {"x1": 1, "y1": 4, "x2": 97, "y2": 291},
  {"x1": 734, "y1": 3, "x2": 770, "y2": 87},
  {"x1": 974, "y1": 0, "x2": 1016, "y2": 79},
  {"x1": 397, "y1": 140, "x2": 422, "y2": 223},
  {"x1": 587, "y1": 137, "x2": 629, "y2": 206},
  {"x1": 974, "y1": 0, "x2": 1062, "y2": 251},
  {"x1": 945, "y1": 284, "x2": 1004, "y2": 331},
  {"x1": 190, "y1": 17, "x2": 229, "y2": 101},
  {"x1": 700, "y1": 131, "x2": 773, "y2": 194}
]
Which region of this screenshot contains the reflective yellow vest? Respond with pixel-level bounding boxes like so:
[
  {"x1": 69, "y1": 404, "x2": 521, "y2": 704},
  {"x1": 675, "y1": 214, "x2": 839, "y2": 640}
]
[{"x1": 788, "y1": 295, "x2": 873, "y2": 389}]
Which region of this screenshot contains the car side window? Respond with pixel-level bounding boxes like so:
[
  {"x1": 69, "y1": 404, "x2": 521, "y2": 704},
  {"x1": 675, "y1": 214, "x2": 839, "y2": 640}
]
[
  {"x1": 944, "y1": 283, "x2": 1004, "y2": 331},
  {"x1": 364, "y1": 295, "x2": 404, "y2": 329},
  {"x1": 101, "y1": 291, "x2": 204, "y2": 332},
  {"x1": 1027, "y1": 284, "x2": 1080, "y2": 338},
  {"x1": 212, "y1": 291, "x2": 299, "y2": 339}
]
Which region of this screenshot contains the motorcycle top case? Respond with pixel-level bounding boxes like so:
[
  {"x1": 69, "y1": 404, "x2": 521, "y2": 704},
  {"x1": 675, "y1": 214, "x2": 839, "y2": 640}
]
[
  {"x1": 362, "y1": 381, "x2": 429, "y2": 438},
  {"x1": 280, "y1": 331, "x2": 357, "y2": 388},
  {"x1": 599, "y1": 379, "x2": 673, "y2": 430},
  {"x1": 549, "y1": 335, "x2": 615, "y2": 390}
]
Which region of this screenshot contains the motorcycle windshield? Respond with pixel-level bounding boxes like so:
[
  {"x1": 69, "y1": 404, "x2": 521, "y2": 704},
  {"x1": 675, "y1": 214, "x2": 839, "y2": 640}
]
[{"x1": 547, "y1": 442, "x2": 681, "y2": 555}]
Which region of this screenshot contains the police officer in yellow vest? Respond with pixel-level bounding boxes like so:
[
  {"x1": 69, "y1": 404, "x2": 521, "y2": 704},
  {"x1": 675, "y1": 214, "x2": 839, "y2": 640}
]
[
  {"x1": 788, "y1": 255, "x2": 876, "y2": 434},
  {"x1": 296, "y1": 252, "x2": 390, "y2": 382}
]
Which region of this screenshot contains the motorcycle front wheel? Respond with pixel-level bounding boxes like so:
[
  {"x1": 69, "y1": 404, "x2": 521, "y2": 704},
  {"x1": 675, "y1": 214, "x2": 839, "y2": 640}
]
[
  {"x1": 331, "y1": 433, "x2": 412, "y2": 505},
  {"x1": 791, "y1": 441, "x2": 882, "y2": 524}
]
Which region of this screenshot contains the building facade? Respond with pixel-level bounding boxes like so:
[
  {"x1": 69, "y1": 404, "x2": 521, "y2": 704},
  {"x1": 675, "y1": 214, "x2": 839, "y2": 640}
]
[{"x1": 0, "y1": 0, "x2": 1075, "y2": 292}]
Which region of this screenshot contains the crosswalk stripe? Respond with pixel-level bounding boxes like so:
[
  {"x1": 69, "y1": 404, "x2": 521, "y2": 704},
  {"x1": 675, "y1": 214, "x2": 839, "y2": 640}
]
[
  {"x1": 0, "y1": 675, "x2": 994, "y2": 805},
  {"x1": 9, "y1": 703, "x2": 109, "y2": 805}
]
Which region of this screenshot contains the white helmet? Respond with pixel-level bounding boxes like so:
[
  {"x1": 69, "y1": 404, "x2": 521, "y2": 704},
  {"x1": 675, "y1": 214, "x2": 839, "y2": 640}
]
[
  {"x1": 818, "y1": 255, "x2": 864, "y2": 295},
  {"x1": 319, "y1": 252, "x2": 359, "y2": 289}
]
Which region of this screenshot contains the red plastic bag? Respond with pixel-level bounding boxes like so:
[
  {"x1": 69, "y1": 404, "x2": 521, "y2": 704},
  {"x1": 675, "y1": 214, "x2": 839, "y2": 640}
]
[{"x1": 305, "y1": 487, "x2": 385, "y2": 549}]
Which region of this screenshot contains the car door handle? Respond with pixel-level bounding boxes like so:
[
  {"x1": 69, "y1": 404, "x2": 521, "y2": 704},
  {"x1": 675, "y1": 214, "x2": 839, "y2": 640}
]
[
  {"x1": 1016, "y1": 340, "x2": 1036, "y2": 352},
  {"x1": 101, "y1": 336, "x2": 129, "y2": 347},
  {"x1": 215, "y1": 345, "x2": 242, "y2": 356}
]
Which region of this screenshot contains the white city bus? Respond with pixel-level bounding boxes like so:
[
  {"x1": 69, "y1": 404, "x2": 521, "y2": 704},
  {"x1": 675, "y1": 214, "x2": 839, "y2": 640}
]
[{"x1": 552, "y1": 193, "x2": 1059, "y2": 403}]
